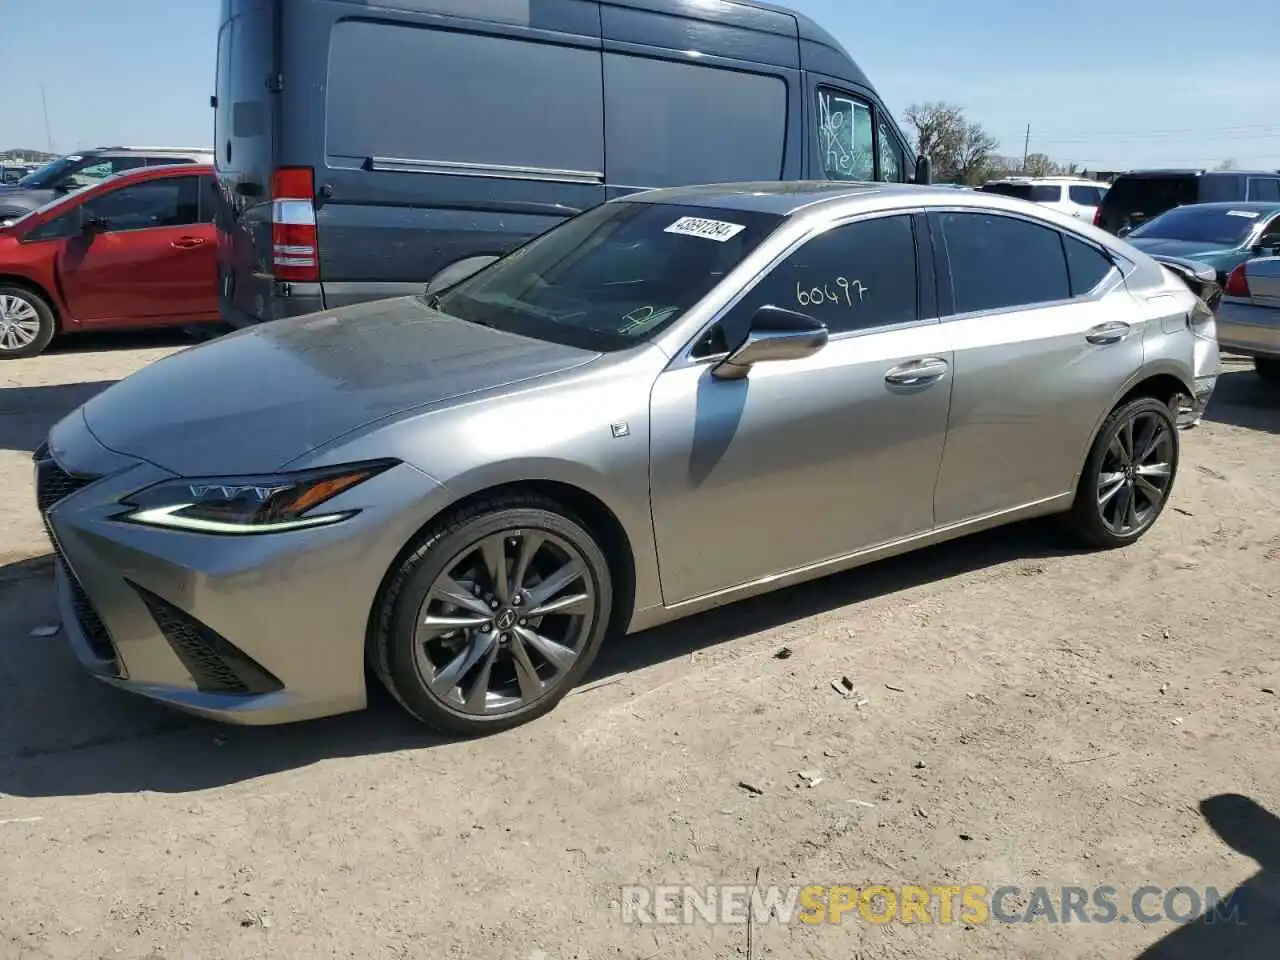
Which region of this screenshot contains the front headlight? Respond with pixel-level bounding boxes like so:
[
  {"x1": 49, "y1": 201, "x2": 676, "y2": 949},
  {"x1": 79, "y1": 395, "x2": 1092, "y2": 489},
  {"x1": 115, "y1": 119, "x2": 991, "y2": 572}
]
[{"x1": 117, "y1": 460, "x2": 396, "y2": 534}]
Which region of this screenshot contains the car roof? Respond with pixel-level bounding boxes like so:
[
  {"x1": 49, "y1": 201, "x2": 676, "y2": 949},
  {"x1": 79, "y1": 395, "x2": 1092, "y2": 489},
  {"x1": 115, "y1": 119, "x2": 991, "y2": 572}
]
[
  {"x1": 619, "y1": 180, "x2": 1107, "y2": 220},
  {"x1": 91, "y1": 163, "x2": 215, "y2": 187},
  {"x1": 1116, "y1": 168, "x2": 1280, "y2": 179},
  {"x1": 82, "y1": 146, "x2": 213, "y2": 158}
]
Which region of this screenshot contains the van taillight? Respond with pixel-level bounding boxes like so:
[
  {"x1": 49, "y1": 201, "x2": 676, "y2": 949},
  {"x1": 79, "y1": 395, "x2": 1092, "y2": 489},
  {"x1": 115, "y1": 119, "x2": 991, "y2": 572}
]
[
  {"x1": 1224, "y1": 263, "x2": 1250, "y2": 298},
  {"x1": 271, "y1": 166, "x2": 319, "y2": 282}
]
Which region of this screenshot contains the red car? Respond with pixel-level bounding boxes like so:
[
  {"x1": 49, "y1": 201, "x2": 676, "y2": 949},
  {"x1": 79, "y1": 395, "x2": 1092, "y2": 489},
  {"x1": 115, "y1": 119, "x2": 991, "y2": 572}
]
[{"x1": 0, "y1": 163, "x2": 218, "y2": 359}]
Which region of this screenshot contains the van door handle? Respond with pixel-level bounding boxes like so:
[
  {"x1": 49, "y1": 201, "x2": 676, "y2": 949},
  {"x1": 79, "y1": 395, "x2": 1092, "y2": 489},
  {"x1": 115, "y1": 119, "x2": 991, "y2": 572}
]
[
  {"x1": 885, "y1": 357, "x2": 949, "y2": 386},
  {"x1": 1086, "y1": 321, "x2": 1131, "y2": 345}
]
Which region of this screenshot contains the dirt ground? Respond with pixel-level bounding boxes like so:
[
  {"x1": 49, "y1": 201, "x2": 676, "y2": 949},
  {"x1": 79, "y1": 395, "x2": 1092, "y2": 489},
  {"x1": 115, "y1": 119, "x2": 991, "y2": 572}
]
[{"x1": 1, "y1": 333, "x2": 1278, "y2": 960}]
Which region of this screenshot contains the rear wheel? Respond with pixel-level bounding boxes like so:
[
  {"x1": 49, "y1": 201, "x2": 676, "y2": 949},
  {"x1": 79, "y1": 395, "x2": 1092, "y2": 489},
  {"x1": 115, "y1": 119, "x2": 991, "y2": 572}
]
[
  {"x1": 1066, "y1": 397, "x2": 1179, "y2": 549},
  {"x1": 1256, "y1": 357, "x2": 1280, "y2": 383},
  {"x1": 0, "y1": 286, "x2": 55, "y2": 359},
  {"x1": 372, "y1": 494, "x2": 614, "y2": 735}
]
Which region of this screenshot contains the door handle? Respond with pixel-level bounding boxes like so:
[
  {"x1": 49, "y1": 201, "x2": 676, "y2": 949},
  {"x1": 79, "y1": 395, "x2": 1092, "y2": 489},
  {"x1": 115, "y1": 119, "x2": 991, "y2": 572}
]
[
  {"x1": 884, "y1": 357, "x2": 949, "y2": 386},
  {"x1": 171, "y1": 236, "x2": 206, "y2": 249},
  {"x1": 1086, "y1": 321, "x2": 1131, "y2": 345}
]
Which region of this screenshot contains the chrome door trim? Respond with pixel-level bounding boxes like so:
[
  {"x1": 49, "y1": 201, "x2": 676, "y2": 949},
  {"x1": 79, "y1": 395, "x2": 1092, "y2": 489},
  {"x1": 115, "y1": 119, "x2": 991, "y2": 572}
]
[{"x1": 368, "y1": 156, "x2": 604, "y2": 185}]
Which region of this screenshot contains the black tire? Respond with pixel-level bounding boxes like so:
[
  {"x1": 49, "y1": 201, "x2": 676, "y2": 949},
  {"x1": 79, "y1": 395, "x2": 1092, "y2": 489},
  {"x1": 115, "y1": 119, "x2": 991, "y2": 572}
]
[
  {"x1": 0, "y1": 285, "x2": 56, "y2": 360},
  {"x1": 371, "y1": 493, "x2": 614, "y2": 735},
  {"x1": 1256, "y1": 357, "x2": 1280, "y2": 383},
  {"x1": 1066, "y1": 397, "x2": 1180, "y2": 549}
]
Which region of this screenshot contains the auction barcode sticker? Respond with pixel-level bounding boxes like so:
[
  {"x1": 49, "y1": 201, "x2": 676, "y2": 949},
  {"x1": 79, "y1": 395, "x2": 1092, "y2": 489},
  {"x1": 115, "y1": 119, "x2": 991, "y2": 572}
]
[
  {"x1": 664, "y1": 216, "x2": 747, "y2": 242},
  {"x1": 1226, "y1": 210, "x2": 1260, "y2": 218}
]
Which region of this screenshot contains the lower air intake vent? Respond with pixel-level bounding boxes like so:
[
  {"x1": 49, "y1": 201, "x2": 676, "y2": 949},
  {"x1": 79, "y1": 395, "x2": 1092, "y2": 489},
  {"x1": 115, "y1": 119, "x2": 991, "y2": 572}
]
[{"x1": 128, "y1": 582, "x2": 283, "y2": 696}]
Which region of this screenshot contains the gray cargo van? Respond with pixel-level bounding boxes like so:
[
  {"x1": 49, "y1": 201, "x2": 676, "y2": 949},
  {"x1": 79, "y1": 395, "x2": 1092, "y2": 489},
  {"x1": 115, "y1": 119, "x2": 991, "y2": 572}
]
[{"x1": 214, "y1": 0, "x2": 930, "y2": 327}]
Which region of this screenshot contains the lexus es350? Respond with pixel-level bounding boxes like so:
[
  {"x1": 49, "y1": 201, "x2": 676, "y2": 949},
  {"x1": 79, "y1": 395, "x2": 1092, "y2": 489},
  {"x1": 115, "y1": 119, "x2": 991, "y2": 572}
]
[{"x1": 35, "y1": 182, "x2": 1220, "y2": 734}]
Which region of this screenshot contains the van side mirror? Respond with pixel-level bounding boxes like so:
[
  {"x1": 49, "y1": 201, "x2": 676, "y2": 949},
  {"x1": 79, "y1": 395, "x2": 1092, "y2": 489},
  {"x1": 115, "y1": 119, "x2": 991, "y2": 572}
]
[
  {"x1": 914, "y1": 154, "x2": 933, "y2": 185},
  {"x1": 711, "y1": 305, "x2": 828, "y2": 380},
  {"x1": 425, "y1": 254, "x2": 501, "y2": 298}
]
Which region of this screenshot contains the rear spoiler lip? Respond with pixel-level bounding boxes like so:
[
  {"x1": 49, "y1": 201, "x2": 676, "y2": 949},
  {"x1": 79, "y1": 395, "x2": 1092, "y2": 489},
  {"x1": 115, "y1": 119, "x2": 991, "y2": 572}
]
[{"x1": 1149, "y1": 254, "x2": 1222, "y2": 312}]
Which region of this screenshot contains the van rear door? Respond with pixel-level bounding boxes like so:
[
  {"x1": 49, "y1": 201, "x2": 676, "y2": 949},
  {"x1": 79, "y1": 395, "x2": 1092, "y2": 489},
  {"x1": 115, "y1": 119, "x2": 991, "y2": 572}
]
[
  {"x1": 214, "y1": 0, "x2": 281, "y2": 327},
  {"x1": 1096, "y1": 173, "x2": 1198, "y2": 235}
]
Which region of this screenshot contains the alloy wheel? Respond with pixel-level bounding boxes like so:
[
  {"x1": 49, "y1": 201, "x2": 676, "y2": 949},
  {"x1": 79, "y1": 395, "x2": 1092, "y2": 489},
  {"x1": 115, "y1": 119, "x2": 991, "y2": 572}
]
[
  {"x1": 414, "y1": 529, "x2": 597, "y2": 715},
  {"x1": 1096, "y1": 410, "x2": 1175, "y2": 536},
  {"x1": 0, "y1": 294, "x2": 40, "y2": 352}
]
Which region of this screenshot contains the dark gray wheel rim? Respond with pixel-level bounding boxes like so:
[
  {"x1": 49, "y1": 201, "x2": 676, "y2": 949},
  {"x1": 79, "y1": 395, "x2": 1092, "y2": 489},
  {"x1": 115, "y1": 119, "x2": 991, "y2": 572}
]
[
  {"x1": 1097, "y1": 410, "x2": 1174, "y2": 536},
  {"x1": 414, "y1": 529, "x2": 596, "y2": 716},
  {"x1": 0, "y1": 294, "x2": 40, "y2": 352}
]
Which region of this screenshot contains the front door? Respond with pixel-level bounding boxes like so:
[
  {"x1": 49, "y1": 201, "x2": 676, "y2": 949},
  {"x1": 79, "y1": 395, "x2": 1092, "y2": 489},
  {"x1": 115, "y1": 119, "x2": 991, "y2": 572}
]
[
  {"x1": 58, "y1": 174, "x2": 214, "y2": 324},
  {"x1": 649, "y1": 212, "x2": 953, "y2": 604},
  {"x1": 927, "y1": 209, "x2": 1146, "y2": 526}
]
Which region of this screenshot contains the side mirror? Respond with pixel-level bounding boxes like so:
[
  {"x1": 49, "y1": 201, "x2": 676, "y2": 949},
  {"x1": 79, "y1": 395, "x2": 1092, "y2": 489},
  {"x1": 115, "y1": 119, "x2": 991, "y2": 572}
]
[
  {"x1": 711, "y1": 305, "x2": 828, "y2": 380},
  {"x1": 425, "y1": 254, "x2": 501, "y2": 298},
  {"x1": 82, "y1": 215, "x2": 108, "y2": 235},
  {"x1": 55, "y1": 178, "x2": 79, "y2": 194},
  {"x1": 914, "y1": 154, "x2": 933, "y2": 185}
]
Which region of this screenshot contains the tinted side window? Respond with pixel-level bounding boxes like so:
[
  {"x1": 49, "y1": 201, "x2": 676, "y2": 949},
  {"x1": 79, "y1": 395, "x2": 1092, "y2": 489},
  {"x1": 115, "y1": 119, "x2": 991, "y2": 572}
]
[
  {"x1": 939, "y1": 212, "x2": 1070, "y2": 314},
  {"x1": 703, "y1": 216, "x2": 918, "y2": 352},
  {"x1": 197, "y1": 174, "x2": 216, "y2": 223},
  {"x1": 603, "y1": 55, "x2": 786, "y2": 188},
  {"x1": 1248, "y1": 178, "x2": 1280, "y2": 202},
  {"x1": 1069, "y1": 185, "x2": 1103, "y2": 205},
  {"x1": 817, "y1": 88, "x2": 874, "y2": 180},
  {"x1": 877, "y1": 116, "x2": 906, "y2": 183},
  {"x1": 1063, "y1": 235, "x2": 1114, "y2": 296},
  {"x1": 82, "y1": 177, "x2": 202, "y2": 231},
  {"x1": 326, "y1": 22, "x2": 603, "y2": 175},
  {"x1": 1199, "y1": 174, "x2": 1242, "y2": 202}
]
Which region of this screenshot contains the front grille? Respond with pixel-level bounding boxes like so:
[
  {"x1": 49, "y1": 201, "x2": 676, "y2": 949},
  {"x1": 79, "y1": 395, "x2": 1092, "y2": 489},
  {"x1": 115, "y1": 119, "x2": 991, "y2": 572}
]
[
  {"x1": 33, "y1": 450, "x2": 116, "y2": 663},
  {"x1": 129, "y1": 582, "x2": 283, "y2": 696}
]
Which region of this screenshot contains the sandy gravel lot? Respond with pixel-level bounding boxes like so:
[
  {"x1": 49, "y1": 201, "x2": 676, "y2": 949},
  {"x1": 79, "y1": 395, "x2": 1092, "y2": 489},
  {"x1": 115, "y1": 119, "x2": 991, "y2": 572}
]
[{"x1": 1, "y1": 334, "x2": 1277, "y2": 960}]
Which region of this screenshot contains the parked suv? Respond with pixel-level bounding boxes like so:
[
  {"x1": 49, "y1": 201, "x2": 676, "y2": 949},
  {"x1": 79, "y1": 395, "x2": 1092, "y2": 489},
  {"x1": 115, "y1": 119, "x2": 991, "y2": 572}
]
[
  {"x1": 978, "y1": 177, "x2": 1108, "y2": 221},
  {"x1": 213, "y1": 0, "x2": 931, "y2": 328},
  {"x1": 0, "y1": 146, "x2": 213, "y2": 225},
  {"x1": 1094, "y1": 168, "x2": 1280, "y2": 236}
]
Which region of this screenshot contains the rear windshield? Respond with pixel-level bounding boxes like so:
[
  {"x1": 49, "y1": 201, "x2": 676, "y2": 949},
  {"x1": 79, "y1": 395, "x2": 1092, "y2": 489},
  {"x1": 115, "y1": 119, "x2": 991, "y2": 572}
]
[
  {"x1": 432, "y1": 201, "x2": 783, "y2": 352},
  {"x1": 1102, "y1": 175, "x2": 1198, "y2": 223},
  {"x1": 980, "y1": 183, "x2": 1061, "y2": 203},
  {"x1": 1129, "y1": 205, "x2": 1263, "y2": 245}
]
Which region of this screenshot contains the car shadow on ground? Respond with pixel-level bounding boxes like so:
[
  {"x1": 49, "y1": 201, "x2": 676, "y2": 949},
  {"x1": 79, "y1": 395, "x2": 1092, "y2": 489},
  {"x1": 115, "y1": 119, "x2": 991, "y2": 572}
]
[
  {"x1": 0, "y1": 517, "x2": 1084, "y2": 798},
  {"x1": 42, "y1": 327, "x2": 209, "y2": 356},
  {"x1": 1135, "y1": 794, "x2": 1280, "y2": 958},
  {"x1": 0, "y1": 381, "x2": 119, "y2": 454},
  {"x1": 1203, "y1": 362, "x2": 1280, "y2": 436}
]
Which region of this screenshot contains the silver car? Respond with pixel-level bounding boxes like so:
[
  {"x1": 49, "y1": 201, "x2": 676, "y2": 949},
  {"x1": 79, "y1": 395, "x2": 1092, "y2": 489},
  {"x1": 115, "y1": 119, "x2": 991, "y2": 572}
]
[
  {"x1": 1218, "y1": 256, "x2": 1280, "y2": 382},
  {"x1": 35, "y1": 182, "x2": 1220, "y2": 733}
]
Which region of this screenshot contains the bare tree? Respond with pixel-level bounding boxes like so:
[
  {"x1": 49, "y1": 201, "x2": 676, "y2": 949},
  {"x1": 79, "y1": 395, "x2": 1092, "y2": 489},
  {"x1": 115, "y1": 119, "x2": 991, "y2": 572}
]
[
  {"x1": 1215, "y1": 158, "x2": 1238, "y2": 171},
  {"x1": 955, "y1": 122, "x2": 1000, "y2": 184},
  {"x1": 904, "y1": 102, "x2": 1001, "y2": 184},
  {"x1": 1023, "y1": 152, "x2": 1061, "y2": 178}
]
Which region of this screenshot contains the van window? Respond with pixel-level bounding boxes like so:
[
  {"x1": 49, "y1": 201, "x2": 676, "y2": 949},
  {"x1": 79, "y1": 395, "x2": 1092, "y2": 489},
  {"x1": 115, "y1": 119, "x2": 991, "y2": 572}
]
[
  {"x1": 1248, "y1": 178, "x2": 1280, "y2": 202},
  {"x1": 1200, "y1": 174, "x2": 1242, "y2": 202},
  {"x1": 817, "y1": 88, "x2": 874, "y2": 181},
  {"x1": 603, "y1": 55, "x2": 787, "y2": 188},
  {"x1": 877, "y1": 116, "x2": 906, "y2": 183},
  {"x1": 326, "y1": 22, "x2": 604, "y2": 176}
]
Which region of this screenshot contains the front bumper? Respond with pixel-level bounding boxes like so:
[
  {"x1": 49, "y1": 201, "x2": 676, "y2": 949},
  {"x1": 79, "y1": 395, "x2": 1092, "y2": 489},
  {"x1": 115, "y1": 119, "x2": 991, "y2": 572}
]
[{"x1": 35, "y1": 413, "x2": 451, "y2": 725}]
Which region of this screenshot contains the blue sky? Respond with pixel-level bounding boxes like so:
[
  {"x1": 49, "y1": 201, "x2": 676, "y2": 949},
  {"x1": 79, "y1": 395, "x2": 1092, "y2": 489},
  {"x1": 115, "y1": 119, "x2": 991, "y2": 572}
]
[{"x1": 2, "y1": 0, "x2": 1278, "y2": 171}]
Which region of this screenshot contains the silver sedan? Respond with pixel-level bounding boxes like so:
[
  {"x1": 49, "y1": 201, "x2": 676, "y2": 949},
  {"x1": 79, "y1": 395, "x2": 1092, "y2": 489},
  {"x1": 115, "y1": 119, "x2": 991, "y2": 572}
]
[
  {"x1": 36, "y1": 182, "x2": 1220, "y2": 733},
  {"x1": 1218, "y1": 256, "x2": 1280, "y2": 382}
]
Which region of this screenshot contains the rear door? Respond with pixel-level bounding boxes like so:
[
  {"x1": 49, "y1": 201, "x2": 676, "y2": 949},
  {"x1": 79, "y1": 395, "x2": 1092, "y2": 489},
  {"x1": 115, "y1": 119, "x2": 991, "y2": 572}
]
[
  {"x1": 928, "y1": 209, "x2": 1142, "y2": 525},
  {"x1": 60, "y1": 175, "x2": 213, "y2": 324},
  {"x1": 1097, "y1": 175, "x2": 1198, "y2": 234}
]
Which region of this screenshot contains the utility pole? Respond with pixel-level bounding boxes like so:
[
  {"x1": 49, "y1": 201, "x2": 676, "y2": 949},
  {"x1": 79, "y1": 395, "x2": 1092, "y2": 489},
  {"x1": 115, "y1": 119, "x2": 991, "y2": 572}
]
[
  {"x1": 40, "y1": 84, "x2": 54, "y2": 154},
  {"x1": 1022, "y1": 123, "x2": 1031, "y2": 173}
]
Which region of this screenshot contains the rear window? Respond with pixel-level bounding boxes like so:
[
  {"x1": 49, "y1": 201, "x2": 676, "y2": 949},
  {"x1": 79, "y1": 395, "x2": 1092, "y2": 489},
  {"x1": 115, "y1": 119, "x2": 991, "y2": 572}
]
[
  {"x1": 326, "y1": 22, "x2": 604, "y2": 177},
  {"x1": 603, "y1": 54, "x2": 786, "y2": 188},
  {"x1": 1104, "y1": 176, "x2": 1199, "y2": 225},
  {"x1": 433, "y1": 201, "x2": 783, "y2": 352},
  {"x1": 1069, "y1": 185, "x2": 1104, "y2": 206},
  {"x1": 979, "y1": 183, "x2": 1061, "y2": 203},
  {"x1": 1129, "y1": 205, "x2": 1264, "y2": 245}
]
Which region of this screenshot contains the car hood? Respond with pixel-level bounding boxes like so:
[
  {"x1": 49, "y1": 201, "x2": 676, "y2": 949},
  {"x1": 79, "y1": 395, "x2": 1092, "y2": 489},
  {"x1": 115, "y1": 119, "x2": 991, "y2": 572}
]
[
  {"x1": 1127, "y1": 238, "x2": 1236, "y2": 263},
  {"x1": 80, "y1": 297, "x2": 601, "y2": 476},
  {"x1": 0, "y1": 188, "x2": 53, "y2": 215}
]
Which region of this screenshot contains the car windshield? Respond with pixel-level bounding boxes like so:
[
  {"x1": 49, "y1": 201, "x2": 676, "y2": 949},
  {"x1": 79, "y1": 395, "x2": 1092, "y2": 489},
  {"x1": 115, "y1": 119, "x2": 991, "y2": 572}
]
[
  {"x1": 980, "y1": 182, "x2": 1060, "y2": 202},
  {"x1": 1128, "y1": 206, "x2": 1263, "y2": 245},
  {"x1": 431, "y1": 201, "x2": 784, "y2": 352},
  {"x1": 16, "y1": 154, "x2": 86, "y2": 188}
]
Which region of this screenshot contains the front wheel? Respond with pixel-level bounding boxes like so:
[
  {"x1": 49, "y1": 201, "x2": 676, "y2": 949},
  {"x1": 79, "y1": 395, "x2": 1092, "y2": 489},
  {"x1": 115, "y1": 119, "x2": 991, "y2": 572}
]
[
  {"x1": 0, "y1": 286, "x2": 56, "y2": 359},
  {"x1": 1256, "y1": 357, "x2": 1280, "y2": 383},
  {"x1": 1066, "y1": 397, "x2": 1180, "y2": 549},
  {"x1": 371, "y1": 494, "x2": 614, "y2": 735}
]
